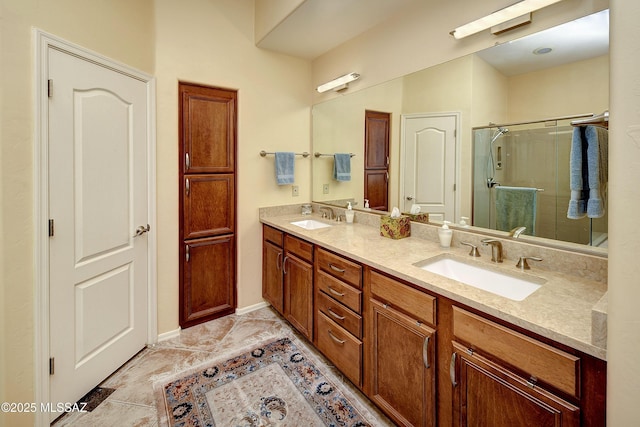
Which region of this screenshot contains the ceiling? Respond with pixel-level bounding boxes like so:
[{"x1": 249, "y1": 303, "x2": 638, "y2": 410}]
[
  {"x1": 256, "y1": 0, "x2": 419, "y2": 60},
  {"x1": 476, "y1": 9, "x2": 609, "y2": 76},
  {"x1": 257, "y1": 1, "x2": 609, "y2": 76}
]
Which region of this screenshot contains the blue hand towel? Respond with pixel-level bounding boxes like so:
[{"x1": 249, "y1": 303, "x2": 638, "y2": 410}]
[
  {"x1": 274, "y1": 152, "x2": 295, "y2": 185},
  {"x1": 567, "y1": 127, "x2": 588, "y2": 219},
  {"x1": 495, "y1": 186, "x2": 537, "y2": 235},
  {"x1": 567, "y1": 126, "x2": 608, "y2": 219},
  {"x1": 585, "y1": 126, "x2": 608, "y2": 218},
  {"x1": 333, "y1": 153, "x2": 351, "y2": 182}
]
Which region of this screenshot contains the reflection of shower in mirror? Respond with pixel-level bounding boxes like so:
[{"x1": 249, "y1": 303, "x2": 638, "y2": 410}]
[{"x1": 486, "y1": 127, "x2": 509, "y2": 188}]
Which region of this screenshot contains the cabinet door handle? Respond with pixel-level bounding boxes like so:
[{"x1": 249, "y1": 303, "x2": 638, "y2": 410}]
[
  {"x1": 282, "y1": 256, "x2": 289, "y2": 275},
  {"x1": 327, "y1": 308, "x2": 345, "y2": 321},
  {"x1": 329, "y1": 263, "x2": 346, "y2": 273},
  {"x1": 327, "y1": 287, "x2": 345, "y2": 297},
  {"x1": 328, "y1": 330, "x2": 345, "y2": 345},
  {"x1": 276, "y1": 252, "x2": 282, "y2": 272},
  {"x1": 185, "y1": 244, "x2": 190, "y2": 262},
  {"x1": 450, "y1": 352, "x2": 458, "y2": 387},
  {"x1": 423, "y1": 335, "x2": 431, "y2": 369},
  {"x1": 185, "y1": 152, "x2": 190, "y2": 170},
  {"x1": 185, "y1": 178, "x2": 190, "y2": 196}
]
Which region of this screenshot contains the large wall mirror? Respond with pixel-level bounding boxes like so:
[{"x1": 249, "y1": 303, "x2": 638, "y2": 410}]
[{"x1": 312, "y1": 9, "x2": 609, "y2": 253}]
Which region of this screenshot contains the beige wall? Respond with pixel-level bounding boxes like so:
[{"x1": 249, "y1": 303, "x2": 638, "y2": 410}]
[
  {"x1": 608, "y1": 1, "x2": 640, "y2": 424},
  {"x1": 154, "y1": 0, "x2": 311, "y2": 334},
  {"x1": 1, "y1": 1, "x2": 155, "y2": 426},
  {"x1": 507, "y1": 55, "x2": 610, "y2": 122}
]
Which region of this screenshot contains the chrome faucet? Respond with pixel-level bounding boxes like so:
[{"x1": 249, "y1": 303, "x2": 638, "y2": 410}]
[
  {"x1": 510, "y1": 226, "x2": 527, "y2": 238},
  {"x1": 481, "y1": 238, "x2": 503, "y2": 263},
  {"x1": 319, "y1": 206, "x2": 334, "y2": 220}
]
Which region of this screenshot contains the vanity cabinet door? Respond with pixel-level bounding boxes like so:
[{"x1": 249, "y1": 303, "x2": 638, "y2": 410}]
[
  {"x1": 262, "y1": 240, "x2": 283, "y2": 314},
  {"x1": 369, "y1": 299, "x2": 436, "y2": 427},
  {"x1": 451, "y1": 341, "x2": 580, "y2": 427},
  {"x1": 284, "y1": 252, "x2": 313, "y2": 340}
]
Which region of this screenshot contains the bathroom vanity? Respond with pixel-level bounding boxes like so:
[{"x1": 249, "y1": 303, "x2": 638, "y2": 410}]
[{"x1": 260, "y1": 205, "x2": 607, "y2": 427}]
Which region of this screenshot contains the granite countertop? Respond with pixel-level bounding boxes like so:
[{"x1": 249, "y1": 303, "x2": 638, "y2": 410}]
[{"x1": 260, "y1": 210, "x2": 608, "y2": 361}]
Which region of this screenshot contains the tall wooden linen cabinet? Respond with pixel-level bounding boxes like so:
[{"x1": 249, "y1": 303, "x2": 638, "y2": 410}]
[{"x1": 179, "y1": 82, "x2": 237, "y2": 328}]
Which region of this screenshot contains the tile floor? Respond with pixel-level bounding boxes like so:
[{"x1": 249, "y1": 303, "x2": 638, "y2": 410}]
[{"x1": 53, "y1": 307, "x2": 391, "y2": 426}]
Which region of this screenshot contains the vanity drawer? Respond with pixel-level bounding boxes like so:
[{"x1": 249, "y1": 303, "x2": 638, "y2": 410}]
[
  {"x1": 317, "y1": 289, "x2": 362, "y2": 338},
  {"x1": 316, "y1": 311, "x2": 362, "y2": 386},
  {"x1": 453, "y1": 307, "x2": 580, "y2": 398},
  {"x1": 369, "y1": 269, "x2": 436, "y2": 326},
  {"x1": 316, "y1": 270, "x2": 362, "y2": 313},
  {"x1": 263, "y1": 225, "x2": 283, "y2": 247},
  {"x1": 284, "y1": 234, "x2": 313, "y2": 262},
  {"x1": 316, "y1": 248, "x2": 362, "y2": 288}
]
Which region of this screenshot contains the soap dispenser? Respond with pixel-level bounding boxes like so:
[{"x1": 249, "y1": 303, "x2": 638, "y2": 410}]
[
  {"x1": 345, "y1": 202, "x2": 355, "y2": 223},
  {"x1": 364, "y1": 199, "x2": 371, "y2": 210},
  {"x1": 438, "y1": 221, "x2": 453, "y2": 248}
]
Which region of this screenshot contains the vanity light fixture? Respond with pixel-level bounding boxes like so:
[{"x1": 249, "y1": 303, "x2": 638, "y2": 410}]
[
  {"x1": 316, "y1": 72, "x2": 360, "y2": 93},
  {"x1": 450, "y1": 0, "x2": 564, "y2": 39}
]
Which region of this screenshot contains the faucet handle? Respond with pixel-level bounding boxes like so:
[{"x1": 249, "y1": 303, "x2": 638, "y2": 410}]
[
  {"x1": 460, "y1": 242, "x2": 480, "y2": 257},
  {"x1": 516, "y1": 256, "x2": 543, "y2": 270}
]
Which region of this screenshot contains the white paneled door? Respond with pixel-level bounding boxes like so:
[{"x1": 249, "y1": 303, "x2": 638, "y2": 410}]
[
  {"x1": 401, "y1": 114, "x2": 458, "y2": 222},
  {"x1": 47, "y1": 46, "x2": 149, "y2": 419}
]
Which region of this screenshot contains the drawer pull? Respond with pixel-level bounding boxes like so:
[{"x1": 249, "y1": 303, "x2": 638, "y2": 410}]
[
  {"x1": 450, "y1": 352, "x2": 458, "y2": 387},
  {"x1": 423, "y1": 335, "x2": 431, "y2": 369},
  {"x1": 328, "y1": 330, "x2": 345, "y2": 345},
  {"x1": 328, "y1": 287, "x2": 345, "y2": 297},
  {"x1": 329, "y1": 263, "x2": 346, "y2": 273},
  {"x1": 327, "y1": 308, "x2": 345, "y2": 321}
]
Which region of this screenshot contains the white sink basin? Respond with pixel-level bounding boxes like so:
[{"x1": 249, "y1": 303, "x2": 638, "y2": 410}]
[
  {"x1": 415, "y1": 255, "x2": 543, "y2": 301},
  {"x1": 290, "y1": 219, "x2": 332, "y2": 230}
]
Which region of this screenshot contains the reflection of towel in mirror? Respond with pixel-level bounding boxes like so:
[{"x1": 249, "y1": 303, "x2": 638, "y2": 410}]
[
  {"x1": 495, "y1": 186, "x2": 537, "y2": 235},
  {"x1": 567, "y1": 126, "x2": 608, "y2": 219},
  {"x1": 585, "y1": 126, "x2": 608, "y2": 218},
  {"x1": 333, "y1": 153, "x2": 351, "y2": 181},
  {"x1": 275, "y1": 152, "x2": 295, "y2": 185}
]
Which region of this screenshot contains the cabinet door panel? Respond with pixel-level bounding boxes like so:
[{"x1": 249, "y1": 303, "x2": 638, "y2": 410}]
[
  {"x1": 183, "y1": 174, "x2": 234, "y2": 239},
  {"x1": 453, "y1": 341, "x2": 579, "y2": 427},
  {"x1": 180, "y1": 85, "x2": 236, "y2": 173},
  {"x1": 262, "y1": 241, "x2": 283, "y2": 314},
  {"x1": 370, "y1": 299, "x2": 436, "y2": 427},
  {"x1": 181, "y1": 236, "x2": 235, "y2": 327},
  {"x1": 284, "y1": 253, "x2": 313, "y2": 339}
]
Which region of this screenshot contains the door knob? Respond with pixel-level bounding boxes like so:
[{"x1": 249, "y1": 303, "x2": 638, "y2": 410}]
[
  {"x1": 134, "y1": 224, "x2": 150, "y2": 237},
  {"x1": 406, "y1": 195, "x2": 413, "y2": 200}
]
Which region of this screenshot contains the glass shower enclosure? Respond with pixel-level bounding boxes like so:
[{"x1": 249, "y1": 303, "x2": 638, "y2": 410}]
[{"x1": 472, "y1": 118, "x2": 608, "y2": 247}]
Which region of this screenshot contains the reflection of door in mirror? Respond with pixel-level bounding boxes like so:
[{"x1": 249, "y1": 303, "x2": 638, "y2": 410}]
[
  {"x1": 401, "y1": 113, "x2": 458, "y2": 221},
  {"x1": 364, "y1": 110, "x2": 390, "y2": 211}
]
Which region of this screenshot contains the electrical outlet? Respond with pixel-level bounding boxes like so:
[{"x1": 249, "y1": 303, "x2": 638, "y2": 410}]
[
  {"x1": 323, "y1": 184, "x2": 329, "y2": 194},
  {"x1": 292, "y1": 185, "x2": 299, "y2": 197}
]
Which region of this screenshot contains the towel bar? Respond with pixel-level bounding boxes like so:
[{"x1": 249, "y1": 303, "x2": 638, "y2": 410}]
[
  {"x1": 260, "y1": 150, "x2": 310, "y2": 158},
  {"x1": 314, "y1": 152, "x2": 356, "y2": 158}
]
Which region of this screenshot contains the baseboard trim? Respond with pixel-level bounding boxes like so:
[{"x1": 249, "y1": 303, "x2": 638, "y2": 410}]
[
  {"x1": 236, "y1": 301, "x2": 269, "y2": 316},
  {"x1": 157, "y1": 327, "x2": 181, "y2": 342}
]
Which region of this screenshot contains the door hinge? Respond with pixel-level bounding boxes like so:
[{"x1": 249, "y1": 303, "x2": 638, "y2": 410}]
[
  {"x1": 454, "y1": 129, "x2": 457, "y2": 137},
  {"x1": 49, "y1": 357, "x2": 55, "y2": 375},
  {"x1": 48, "y1": 79, "x2": 53, "y2": 98},
  {"x1": 453, "y1": 183, "x2": 456, "y2": 192},
  {"x1": 48, "y1": 219, "x2": 54, "y2": 237}
]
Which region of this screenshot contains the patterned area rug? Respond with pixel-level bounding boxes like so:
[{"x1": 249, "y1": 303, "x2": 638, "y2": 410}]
[{"x1": 155, "y1": 337, "x2": 379, "y2": 426}]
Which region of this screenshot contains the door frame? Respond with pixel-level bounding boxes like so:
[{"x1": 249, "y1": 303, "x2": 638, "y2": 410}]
[
  {"x1": 399, "y1": 112, "x2": 461, "y2": 221},
  {"x1": 33, "y1": 29, "x2": 157, "y2": 426}
]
